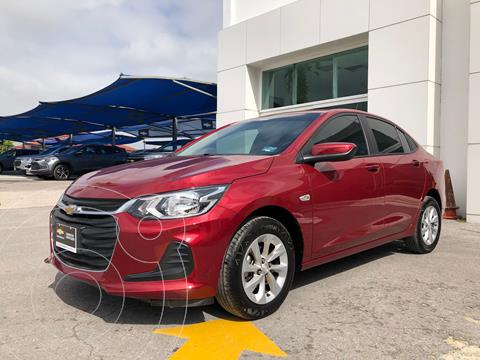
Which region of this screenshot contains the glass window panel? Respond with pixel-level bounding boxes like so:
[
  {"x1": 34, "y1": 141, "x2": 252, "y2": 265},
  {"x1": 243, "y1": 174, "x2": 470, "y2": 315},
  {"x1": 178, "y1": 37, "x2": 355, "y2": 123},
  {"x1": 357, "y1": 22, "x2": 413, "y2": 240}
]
[
  {"x1": 397, "y1": 129, "x2": 411, "y2": 152},
  {"x1": 261, "y1": 46, "x2": 368, "y2": 110},
  {"x1": 405, "y1": 132, "x2": 418, "y2": 151},
  {"x1": 296, "y1": 57, "x2": 333, "y2": 104},
  {"x1": 262, "y1": 66, "x2": 294, "y2": 109},
  {"x1": 367, "y1": 117, "x2": 405, "y2": 154},
  {"x1": 336, "y1": 47, "x2": 368, "y2": 98},
  {"x1": 309, "y1": 115, "x2": 368, "y2": 156}
]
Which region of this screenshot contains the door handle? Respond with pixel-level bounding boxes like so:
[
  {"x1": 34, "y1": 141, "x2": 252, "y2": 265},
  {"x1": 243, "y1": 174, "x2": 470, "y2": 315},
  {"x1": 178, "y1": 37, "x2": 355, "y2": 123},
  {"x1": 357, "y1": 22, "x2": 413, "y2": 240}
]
[
  {"x1": 411, "y1": 160, "x2": 420, "y2": 167},
  {"x1": 366, "y1": 164, "x2": 380, "y2": 173}
]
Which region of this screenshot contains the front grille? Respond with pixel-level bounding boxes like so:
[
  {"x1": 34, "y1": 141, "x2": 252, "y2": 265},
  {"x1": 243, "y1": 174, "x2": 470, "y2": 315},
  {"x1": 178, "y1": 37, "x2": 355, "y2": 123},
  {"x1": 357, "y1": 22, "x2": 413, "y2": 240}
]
[
  {"x1": 52, "y1": 207, "x2": 118, "y2": 271},
  {"x1": 62, "y1": 194, "x2": 128, "y2": 213}
]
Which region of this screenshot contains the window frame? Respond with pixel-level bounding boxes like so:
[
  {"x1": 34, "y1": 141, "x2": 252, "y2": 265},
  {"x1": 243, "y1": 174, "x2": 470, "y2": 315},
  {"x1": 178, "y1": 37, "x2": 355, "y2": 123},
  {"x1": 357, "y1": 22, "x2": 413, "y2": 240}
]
[{"x1": 298, "y1": 112, "x2": 372, "y2": 160}]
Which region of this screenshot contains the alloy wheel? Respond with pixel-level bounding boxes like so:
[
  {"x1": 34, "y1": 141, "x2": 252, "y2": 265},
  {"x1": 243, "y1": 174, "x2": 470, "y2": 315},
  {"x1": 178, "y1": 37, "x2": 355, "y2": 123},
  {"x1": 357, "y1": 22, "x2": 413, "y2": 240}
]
[
  {"x1": 241, "y1": 234, "x2": 288, "y2": 305},
  {"x1": 54, "y1": 165, "x2": 70, "y2": 180},
  {"x1": 421, "y1": 205, "x2": 439, "y2": 245}
]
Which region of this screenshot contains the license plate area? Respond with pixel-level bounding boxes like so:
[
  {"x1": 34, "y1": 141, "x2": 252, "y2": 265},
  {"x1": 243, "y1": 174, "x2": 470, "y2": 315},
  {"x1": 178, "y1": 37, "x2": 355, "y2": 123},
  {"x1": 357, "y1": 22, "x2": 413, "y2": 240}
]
[{"x1": 54, "y1": 223, "x2": 77, "y2": 253}]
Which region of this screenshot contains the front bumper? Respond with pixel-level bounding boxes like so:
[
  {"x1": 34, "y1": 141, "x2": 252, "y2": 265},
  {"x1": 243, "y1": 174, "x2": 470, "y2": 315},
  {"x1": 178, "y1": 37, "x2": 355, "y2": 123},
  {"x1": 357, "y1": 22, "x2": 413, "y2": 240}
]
[
  {"x1": 29, "y1": 161, "x2": 54, "y2": 175},
  {"x1": 14, "y1": 160, "x2": 30, "y2": 171},
  {"x1": 50, "y1": 204, "x2": 238, "y2": 301}
]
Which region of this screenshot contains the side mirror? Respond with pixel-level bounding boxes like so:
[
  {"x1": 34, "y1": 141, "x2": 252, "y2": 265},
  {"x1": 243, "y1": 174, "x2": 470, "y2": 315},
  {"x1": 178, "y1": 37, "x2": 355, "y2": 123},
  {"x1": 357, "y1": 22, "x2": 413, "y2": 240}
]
[{"x1": 300, "y1": 142, "x2": 357, "y2": 164}]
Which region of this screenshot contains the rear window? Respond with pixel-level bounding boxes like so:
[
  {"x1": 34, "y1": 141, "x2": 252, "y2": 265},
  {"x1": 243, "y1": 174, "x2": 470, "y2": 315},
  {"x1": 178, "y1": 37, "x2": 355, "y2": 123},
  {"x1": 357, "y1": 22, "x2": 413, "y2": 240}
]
[{"x1": 405, "y1": 132, "x2": 418, "y2": 152}]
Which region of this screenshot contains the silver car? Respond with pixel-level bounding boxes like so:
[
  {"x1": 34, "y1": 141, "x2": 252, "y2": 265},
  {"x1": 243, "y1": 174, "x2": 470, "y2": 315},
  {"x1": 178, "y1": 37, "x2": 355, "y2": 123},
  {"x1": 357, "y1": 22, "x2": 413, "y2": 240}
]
[{"x1": 14, "y1": 146, "x2": 71, "y2": 175}]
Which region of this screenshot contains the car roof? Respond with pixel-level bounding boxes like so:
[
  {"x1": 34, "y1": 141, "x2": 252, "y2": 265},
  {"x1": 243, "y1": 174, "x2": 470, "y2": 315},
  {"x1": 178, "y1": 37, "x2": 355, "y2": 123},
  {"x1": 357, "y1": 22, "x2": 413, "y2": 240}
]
[{"x1": 259, "y1": 108, "x2": 399, "y2": 124}]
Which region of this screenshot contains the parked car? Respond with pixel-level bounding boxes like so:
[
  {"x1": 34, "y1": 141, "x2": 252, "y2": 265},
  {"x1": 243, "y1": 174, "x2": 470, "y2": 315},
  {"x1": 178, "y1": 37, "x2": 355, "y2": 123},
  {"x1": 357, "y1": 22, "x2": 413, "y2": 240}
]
[
  {"x1": 128, "y1": 139, "x2": 191, "y2": 162},
  {"x1": 0, "y1": 148, "x2": 40, "y2": 174},
  {"x1": 30, "y1": 144, "x2": 128, "y2": 180},
  {"x1": 49, "y1": 110, "x2": 444, "y2": 319},
  {"x1": 14, "y1": 145, "x2": 71, "y2": 174}
]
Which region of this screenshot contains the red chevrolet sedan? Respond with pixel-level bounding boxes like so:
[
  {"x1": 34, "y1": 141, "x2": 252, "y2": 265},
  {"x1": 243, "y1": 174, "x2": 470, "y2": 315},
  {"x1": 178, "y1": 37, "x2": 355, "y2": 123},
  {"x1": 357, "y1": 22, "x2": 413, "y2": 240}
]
[{"x1": 50, "y1": 110, "x2": 444, "y2": 319}]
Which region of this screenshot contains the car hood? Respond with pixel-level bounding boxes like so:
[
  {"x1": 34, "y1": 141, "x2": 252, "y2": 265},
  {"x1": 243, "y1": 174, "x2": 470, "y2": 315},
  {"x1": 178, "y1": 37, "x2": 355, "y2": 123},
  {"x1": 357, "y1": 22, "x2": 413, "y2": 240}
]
[
  {"x1": 66, "y1": 155, "x2": 273, "y2": 199},
  {"x1": 29, "y1": 154, "x2": 57, "y2": 161},
  {"x1": 15, "y1": 155, "x2": 33, "y2": 160}
]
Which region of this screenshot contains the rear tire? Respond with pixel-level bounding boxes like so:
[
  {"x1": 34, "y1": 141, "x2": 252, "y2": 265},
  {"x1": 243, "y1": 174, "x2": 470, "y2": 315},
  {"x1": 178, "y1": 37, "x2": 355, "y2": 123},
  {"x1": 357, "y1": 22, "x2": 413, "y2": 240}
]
[
  {"x1": 216, "y1": 216, "x2": 295, "y2": 320},
  {"x1": 53, "y1": 164, "x2": 70, "y2": 180},
  {"x1": 0, "y1": 163, "x2": 3, "y2": 174},
  {"x1": 404, "y1": 196, "x2": 442, "y2": 254}
]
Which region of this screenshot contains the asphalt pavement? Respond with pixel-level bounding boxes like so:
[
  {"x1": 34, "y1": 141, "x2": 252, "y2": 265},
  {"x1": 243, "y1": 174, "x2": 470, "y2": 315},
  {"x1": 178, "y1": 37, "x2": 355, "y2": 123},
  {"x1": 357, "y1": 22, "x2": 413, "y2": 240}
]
[{"x1": 0, "y1": 177, "x2": 479, "y2": 359}]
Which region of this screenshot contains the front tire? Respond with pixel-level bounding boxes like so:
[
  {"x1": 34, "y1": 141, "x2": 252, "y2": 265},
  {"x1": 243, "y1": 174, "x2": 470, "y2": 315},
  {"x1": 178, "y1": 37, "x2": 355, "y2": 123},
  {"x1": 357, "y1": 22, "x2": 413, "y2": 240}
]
[
  {"x1": 216, "y1": 216, "x2": 295, "y2": 320},
  {"x1": 404, "y1": 196, "x2": 442, "y2": 254},
  {"x1": 53, "y1": 164, "x2": 70, "y2": 180}
]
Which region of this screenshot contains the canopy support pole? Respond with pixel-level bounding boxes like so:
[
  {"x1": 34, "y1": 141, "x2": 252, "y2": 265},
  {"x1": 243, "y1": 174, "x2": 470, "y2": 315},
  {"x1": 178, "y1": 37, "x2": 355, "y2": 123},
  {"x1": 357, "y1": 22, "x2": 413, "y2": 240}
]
[
  {"x1": 69, "y1": 134, "x2": 73, "y2": 145},
  {"x1": 112, "y1": 126, "x2": 116, "y2": 146},
  {"x1": 42, "y1": 138, "x2": 45, "y2": 150},
  {"x1": 172, "y1": 117, "x2": 178, "y2": 150}
]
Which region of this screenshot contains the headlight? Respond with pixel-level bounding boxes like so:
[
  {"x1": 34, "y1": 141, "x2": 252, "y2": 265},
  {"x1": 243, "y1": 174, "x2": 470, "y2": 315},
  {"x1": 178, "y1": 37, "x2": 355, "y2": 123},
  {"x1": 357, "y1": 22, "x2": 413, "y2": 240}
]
[
  {"x1": 127, "y1": 186, "x2": 227, "y2": 219},
  {"x1": 43, "y1": 156, "x2": 58, "y2": 163}
]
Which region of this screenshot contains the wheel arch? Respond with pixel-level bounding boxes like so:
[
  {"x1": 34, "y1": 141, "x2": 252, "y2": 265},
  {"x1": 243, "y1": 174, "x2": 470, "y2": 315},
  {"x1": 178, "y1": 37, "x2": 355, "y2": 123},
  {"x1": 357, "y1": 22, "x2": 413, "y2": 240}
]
[
  {"x1": 245, "y1": 205, "x2": 304, "y2": 272},
  {"x1": 425, "y1": 188, "x2": 442, "y2": 210},
  {"x1": 54, "y1": 161, "x2": 72, "y2": 170}
]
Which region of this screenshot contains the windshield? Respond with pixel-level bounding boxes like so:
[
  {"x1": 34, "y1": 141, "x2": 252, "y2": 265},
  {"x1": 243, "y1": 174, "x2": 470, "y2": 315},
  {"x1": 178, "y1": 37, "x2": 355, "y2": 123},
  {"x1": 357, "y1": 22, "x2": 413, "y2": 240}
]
[
  {"x1": 156, "y1": 140, "x2": 190, "y2": 152},
  {"x1": 62, "y1": 145, "x2": 82, "y2": 155},
  {"x1": 157, "y1": 145, "x2": 174, "y2": 152},
  {"x1": 177, "y1": 113, "x2": 319, "y2": 156}
]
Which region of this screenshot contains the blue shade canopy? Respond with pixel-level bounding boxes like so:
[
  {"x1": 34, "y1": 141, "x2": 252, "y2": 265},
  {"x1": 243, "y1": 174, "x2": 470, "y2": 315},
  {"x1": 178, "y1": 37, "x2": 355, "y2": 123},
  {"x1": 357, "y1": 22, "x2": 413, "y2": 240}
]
[
  {"x1": 0, "y1": 75, "x2": 217, "y2": 141},
  {"x1": 42, "y1": 131, "x2": 139, "y2": 146}
]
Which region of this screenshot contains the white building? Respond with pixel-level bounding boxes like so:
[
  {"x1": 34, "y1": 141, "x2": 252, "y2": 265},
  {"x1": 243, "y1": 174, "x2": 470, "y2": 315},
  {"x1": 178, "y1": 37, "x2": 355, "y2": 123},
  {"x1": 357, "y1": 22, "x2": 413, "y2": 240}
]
[{"x1": 217, "y1": 0, "x2": 480, "y2": 223}]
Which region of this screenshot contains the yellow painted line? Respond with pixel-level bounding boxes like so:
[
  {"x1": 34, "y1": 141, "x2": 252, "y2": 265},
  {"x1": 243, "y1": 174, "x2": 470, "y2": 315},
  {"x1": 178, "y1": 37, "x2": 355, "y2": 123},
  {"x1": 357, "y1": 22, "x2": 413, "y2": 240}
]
[{"x1": 154, "y1": 319, "x2": 287, "y2": 359}]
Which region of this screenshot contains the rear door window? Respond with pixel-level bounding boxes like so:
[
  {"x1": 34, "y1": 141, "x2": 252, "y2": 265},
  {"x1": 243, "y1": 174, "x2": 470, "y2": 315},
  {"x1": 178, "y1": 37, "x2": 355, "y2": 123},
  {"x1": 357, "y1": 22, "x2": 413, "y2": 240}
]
[{"x1": 366, "y1": 117, "x2": 405, "y2": 154}]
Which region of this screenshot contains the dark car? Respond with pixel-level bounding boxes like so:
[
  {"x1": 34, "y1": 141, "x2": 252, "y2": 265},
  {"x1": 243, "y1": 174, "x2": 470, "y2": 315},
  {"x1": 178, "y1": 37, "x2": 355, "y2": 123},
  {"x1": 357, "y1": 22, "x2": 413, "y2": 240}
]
[
  {"x1": 128, "y1": 139, "x2": 191, "y2": 162},
  {"x1": 49, "y1": 110, "x2": 444, "y2": 319},
  {"x1": 14, "y1": 145, "x2": 71, "y2": 174},
  {"x1": 0, "y1": 149, "x2": 40, "y2": 174},
  {"x1": 30, "y1": 144, "x2": 128, "y2": 180}
]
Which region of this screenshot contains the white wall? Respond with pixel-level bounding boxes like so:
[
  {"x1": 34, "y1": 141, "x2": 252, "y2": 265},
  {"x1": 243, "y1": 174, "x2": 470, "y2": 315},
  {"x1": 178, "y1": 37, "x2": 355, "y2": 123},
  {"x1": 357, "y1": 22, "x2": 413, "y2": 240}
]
[
  {"x1": 367, "y1": 9, "x2": 442, "y2": 155},
  {"x1": 223, "y1": 0, "x2": 298, "y2": 27},
  {"x1": 439, "y1": 0, "x2": 470, "y2": 217},
  {"x1": 218, "y1": 0, "x2": 443, "y2": 150},
  {"x1": 467, "y1": 0, "x2": 480, "y2": 223}
]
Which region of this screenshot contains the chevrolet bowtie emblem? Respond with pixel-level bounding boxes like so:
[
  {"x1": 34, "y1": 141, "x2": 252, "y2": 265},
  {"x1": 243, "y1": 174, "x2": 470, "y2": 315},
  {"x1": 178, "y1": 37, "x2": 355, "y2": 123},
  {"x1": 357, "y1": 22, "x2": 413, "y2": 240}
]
[{"x1": 64, "y1": 205, "x2": 76, "y2": 215}]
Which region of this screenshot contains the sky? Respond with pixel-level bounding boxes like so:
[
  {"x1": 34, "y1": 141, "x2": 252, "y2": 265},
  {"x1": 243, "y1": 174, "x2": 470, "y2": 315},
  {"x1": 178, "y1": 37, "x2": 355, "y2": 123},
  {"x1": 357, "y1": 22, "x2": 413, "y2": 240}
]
[{"x1": 0, "y1": 0, "x2": 222, "y2": 116}]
